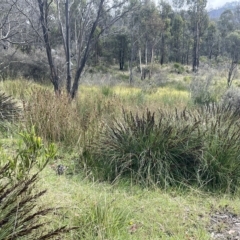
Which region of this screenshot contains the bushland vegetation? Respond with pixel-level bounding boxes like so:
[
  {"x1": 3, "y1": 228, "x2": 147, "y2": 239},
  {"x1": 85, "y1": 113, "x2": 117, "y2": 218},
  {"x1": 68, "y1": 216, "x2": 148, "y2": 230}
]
[
  {"x1": 2, "y1": 0, "x2": 240, "y2": 239},
  {"x1": 1, "y1": 60, "x2": 240, "y2": 239}
]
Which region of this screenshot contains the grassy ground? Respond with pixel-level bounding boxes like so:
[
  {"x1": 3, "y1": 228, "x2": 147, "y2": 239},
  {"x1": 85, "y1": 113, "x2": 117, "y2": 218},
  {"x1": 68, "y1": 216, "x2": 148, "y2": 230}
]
[
  {"x1": 39, "y1": 167, "x2": 240, "y2": 239},
  {"x1": 1, "y1": 66, "x2": 240, "y2": 239}
]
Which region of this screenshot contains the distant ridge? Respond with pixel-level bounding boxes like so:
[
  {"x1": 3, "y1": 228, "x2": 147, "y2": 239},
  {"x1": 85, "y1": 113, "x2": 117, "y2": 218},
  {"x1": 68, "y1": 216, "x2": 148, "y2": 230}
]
[{"x1": 208, "y1": 1, "x2": 239, "y2": 19}]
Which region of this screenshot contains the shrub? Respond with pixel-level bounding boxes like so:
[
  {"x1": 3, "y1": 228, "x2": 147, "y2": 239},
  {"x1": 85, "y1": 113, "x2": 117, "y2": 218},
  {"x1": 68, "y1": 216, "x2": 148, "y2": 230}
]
[
  {"x1": 222, "y1": 87, "x2": 240, "y2": 115},
  {"x1": 173, "y1": 63, "x2": 184, "y2": 74},
  {"x1": 190, "y1": 74, "x2": 218, "y2": 106},
  {"x1": 11, "y1": 127, "x2": 56, "y2": 179},
  {"x1": 0, "y1": 129, "x2": 74, "y2": 239},
  {"x1": 173, "y1": 63, "x2": 185, "y2": 74},
  {"x1": 0, "y1": 47, "x2": 50, "y2": 81},
  {"x1": 183, "y1": 76, "x2": 192, "y2": 84},
  {"x1": 101, "y1": 85, "x2": 114, "y2": 97}
]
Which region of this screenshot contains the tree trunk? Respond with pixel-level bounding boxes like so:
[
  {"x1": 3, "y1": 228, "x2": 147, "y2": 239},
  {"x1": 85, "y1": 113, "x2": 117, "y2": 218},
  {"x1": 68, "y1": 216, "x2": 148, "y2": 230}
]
[
  {"x1": 192, "y1": 19, "x2": 199, "y2": 72},
  {"x1": 149, "y1": 47, "x2": 154, "y2": 79},
  {"x1": 37, "y1": 0, "x2": 60, "y2": 94},
  {"x1": 145, "y1": 41, "x2": 148, "y2": 65},
  {"x1": 71, "y1": 0, "x2": 104, "y2": 99},
  {"x1": 129, "y1": 22, "x2": 134, "y2": 85},
  {"x1": 228, "y1": 60, "x2": 237, "y2": 87},
  {"x1": 139, "y1": 49, "x2": 143, "y2": 80},
  {"x1": 160, "y1": 34, "x2": 165, "y2": 65},
  {"x1": 65, "y1": 0, "x2": 72, "y2": 94},
  {"x1": 119, "y1": 35, "x2": 125, "y2": 70}
]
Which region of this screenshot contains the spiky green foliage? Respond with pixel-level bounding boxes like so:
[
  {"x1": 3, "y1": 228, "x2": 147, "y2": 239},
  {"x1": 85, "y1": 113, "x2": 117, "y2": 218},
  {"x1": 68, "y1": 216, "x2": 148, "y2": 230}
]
[
  {"x1": 0, "y1": 164, "x2": 71, "y2": 240},
  {"x1": 92, "y1": 108, "x2": 203, "y2": 187},
  {"x1": 198, "y1": 104, "x2": 240, "y2": 193}
]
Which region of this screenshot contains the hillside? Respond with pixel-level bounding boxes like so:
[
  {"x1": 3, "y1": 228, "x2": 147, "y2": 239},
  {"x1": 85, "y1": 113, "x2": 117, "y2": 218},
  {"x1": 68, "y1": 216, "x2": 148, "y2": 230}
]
[{"x1": 208, "y1": 1, "x2": 239, "y2": 19}]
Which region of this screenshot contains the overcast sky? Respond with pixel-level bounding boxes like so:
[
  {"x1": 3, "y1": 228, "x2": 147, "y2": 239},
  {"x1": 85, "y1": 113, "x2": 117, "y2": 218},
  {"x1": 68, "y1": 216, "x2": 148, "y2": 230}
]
[
  {"x1": 167, "y1": 0, "x2": 236, "y2": 10},
  {"x1": 207, "y1": 0, "x2": 235, "y2": 9}
]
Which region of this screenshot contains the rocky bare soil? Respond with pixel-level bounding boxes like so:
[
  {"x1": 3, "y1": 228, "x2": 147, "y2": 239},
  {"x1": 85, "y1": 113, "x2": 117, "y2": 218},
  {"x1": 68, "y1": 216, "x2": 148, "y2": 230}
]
[{"x1": 210, "y1": 206, "x2": 240, "y2": 240}]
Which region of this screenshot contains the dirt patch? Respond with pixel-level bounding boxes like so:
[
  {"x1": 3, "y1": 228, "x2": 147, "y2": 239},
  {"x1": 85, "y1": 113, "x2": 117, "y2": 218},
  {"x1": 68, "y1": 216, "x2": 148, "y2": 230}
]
[{"x1": 209, "y1": 206, "x2": 240, "y2": 239}]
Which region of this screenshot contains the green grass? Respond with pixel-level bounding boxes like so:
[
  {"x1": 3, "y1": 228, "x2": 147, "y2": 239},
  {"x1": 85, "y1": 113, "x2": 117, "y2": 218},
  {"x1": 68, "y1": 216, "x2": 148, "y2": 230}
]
[
  {"x1": 39, "y1": 167, "x2": 240, "y2": 239},
  {"x1": 2, "y1": 74, "x2": 240, "y2": 239},
  {"x1": 0, "y1": 79, "x2": 49, "y2": 101}
]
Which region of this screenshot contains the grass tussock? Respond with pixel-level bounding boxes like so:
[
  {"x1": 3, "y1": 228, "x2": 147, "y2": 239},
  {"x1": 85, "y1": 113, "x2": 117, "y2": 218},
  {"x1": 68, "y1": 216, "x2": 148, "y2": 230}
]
[
  {"x1": 74, "y1": 199, "x2": 129, "y2": 239},
  {"x1": 24, "y1": 88, "x2": 118, "y2": 148},
  {"x1": 88, "y1": 105, "x2": 240, "y2": 193},
  {"x1": 24, "y1": 89, "x2": 81, "y2": 146},
  {"x1": 1, "y1": 79, "x2": 47, "y2": 101},
  {"x1": 199, "y1": 104, "x2": 240, "y2": 193},
  {"x1": 91, "y1": 108, "x2": 203, "y2": 188},
  {"x1": 0, "y1": 92, "x2": 21, "y2": 122}
]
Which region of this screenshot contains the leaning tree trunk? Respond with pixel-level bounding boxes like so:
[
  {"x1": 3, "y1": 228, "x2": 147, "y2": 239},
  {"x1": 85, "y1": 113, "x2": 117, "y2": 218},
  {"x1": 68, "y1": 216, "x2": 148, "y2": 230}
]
[
  {"x1": 139, "y1": 49, "x2": 143, "y2": 80},
  {"x1": 37, "y1": 0, "x2": 60, "y2": 94},
  {"x1": 160, "y1": 34, "x2": 165, "y2": 65},
  {"x1": 70, "y1": 0, "x2": 104, "y2": 99},
  {"x1": 192, "y1": 16, "x2": 200, "y2": 72},
  {"x1": 129, "y1": 25, "x2": 134, "y2": 85},
  {"x1": 119, "y1": 36, "x2": 125, "y2": 70},
  {"x1": 228, "y1": 60, "x2": 237, "y2": 88},
  {"x1": 65, "y1": 0, "x2": 72, "y2": 94}
]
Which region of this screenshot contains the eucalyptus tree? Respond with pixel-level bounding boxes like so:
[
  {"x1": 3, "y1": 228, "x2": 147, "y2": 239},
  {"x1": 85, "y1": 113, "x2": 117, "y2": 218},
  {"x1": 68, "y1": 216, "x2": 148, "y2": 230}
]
[
  {"x1": 159, "y1": 1, "x2": 172, "y2": 65},
  {"x1": 203, "y1": 21, "x2": 219, "y2": 60},
  {"x1": 36, "y1": 0, "x2": 138, "y2": 98},
  {"x1": 138, "y1": 2, "x2": 161, "y2": 64},
  {"x1": 117, "y1": 33, "x2": 128, "y2": 70},
  {"x1": 218, "y1": 10, "x2": 235, "y2": 57},
  {"x1": 218, "y1": 10, "x2": 235, "y2": 38},
  {"x1": 187, "y1": 0, "x2": 208, "y2": 72},
  {"x1": 145, "y1": 2, "x2": 163, "y2": 71},
  {"x1": 36, "y1": 0, "x2": 60, "y2": 93},
  {"x1": 170, "y1": 13, "x2": 183, "y2": 62},
  {"x1": 172, "y1": 0, "x2": 208, "y2": 71},
  {"x1": 225, "y1": 31, "x2": 240, "y2": 87},
  {"x1": 0, "y1": 0, "x2": 38, "y2": 80},
  {"x1": 234, "y1": 3, "x2": 240, "y2": 29},
  {"x1": 0, "y1": 0, "x2": 16, "y2": 47},
  {"x1": 134, "y1": 1, "x2": 163, "y2": 79},
  {"x1": 178, "y1": 10, "x2": 192, "y2": 65},
  {"x1": 0, "y1": 0, "x2": 29, "y2": 48}
]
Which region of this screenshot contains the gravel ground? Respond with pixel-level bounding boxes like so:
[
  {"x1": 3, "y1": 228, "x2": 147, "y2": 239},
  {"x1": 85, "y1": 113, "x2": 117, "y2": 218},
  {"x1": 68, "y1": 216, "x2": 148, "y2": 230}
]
[{"x1": 209, "y1": 206, "x2": 240, "y2": 240}]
